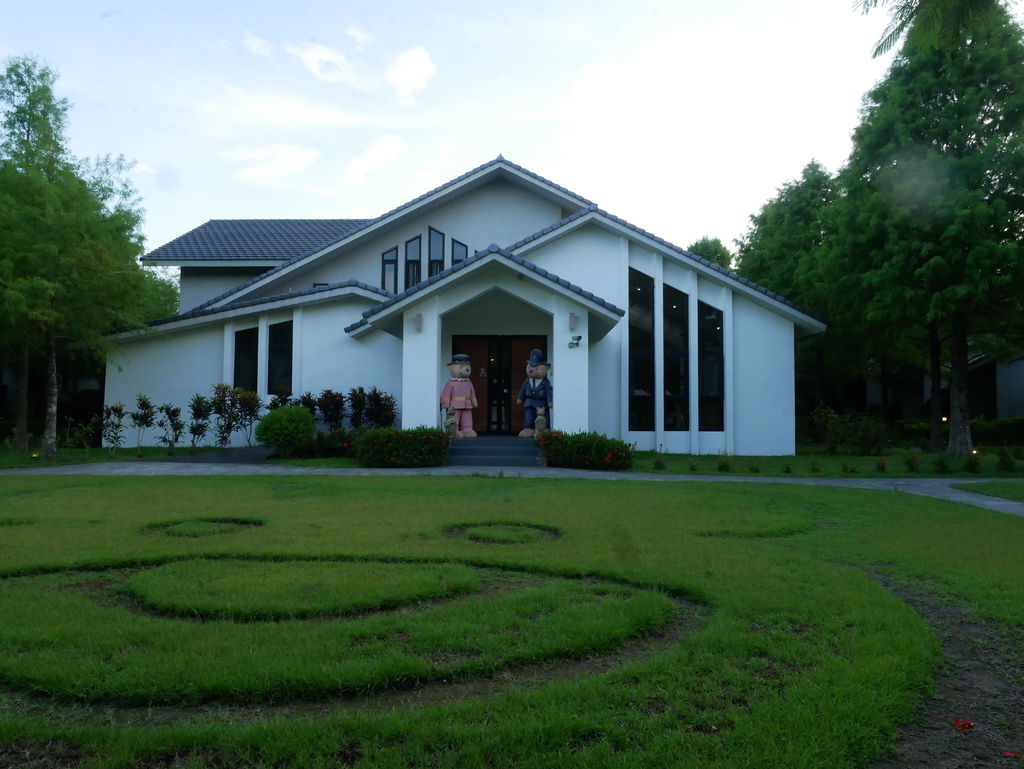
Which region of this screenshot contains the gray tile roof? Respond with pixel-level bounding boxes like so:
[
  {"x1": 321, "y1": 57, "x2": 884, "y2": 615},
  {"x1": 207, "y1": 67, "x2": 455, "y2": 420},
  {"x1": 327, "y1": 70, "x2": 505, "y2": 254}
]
[
  {"x1": 149, "y1": 279, "x2": 389, "y2": 327},
  {"x1": 509, "y1": 205, "x2": 826, "y2": 324},
  {"x1": 187, "y1": 156, "x2": 593, "y2": 314},
  {"x1": 145, "y1": 219, "x2": 370, "y2": 262},
  {"x1": 344, "y1": 243, "x2": 624, "y2": 334}
]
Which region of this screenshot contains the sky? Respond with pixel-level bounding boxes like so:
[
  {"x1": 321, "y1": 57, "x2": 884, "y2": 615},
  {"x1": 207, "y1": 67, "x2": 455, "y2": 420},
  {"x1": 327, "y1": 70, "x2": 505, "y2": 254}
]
[{"x1": 2, "y1": 0, "x2": 914, "y2": 261}]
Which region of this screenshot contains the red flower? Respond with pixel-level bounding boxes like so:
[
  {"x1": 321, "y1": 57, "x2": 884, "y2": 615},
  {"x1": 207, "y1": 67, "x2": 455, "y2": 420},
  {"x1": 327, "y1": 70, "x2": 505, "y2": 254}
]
[
  {"x1": 953, "y1": 718, "x2": 975, "y2": 732},
  {"x1": 1002, "y1": 752, "x2": 1022, "y2": 759}
]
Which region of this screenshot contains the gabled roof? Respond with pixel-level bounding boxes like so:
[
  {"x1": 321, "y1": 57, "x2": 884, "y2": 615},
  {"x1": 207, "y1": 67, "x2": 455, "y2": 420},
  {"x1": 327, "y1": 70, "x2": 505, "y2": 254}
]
[
  {"x1": 507, "y1": 205, "x2": 826, "y2": 328},
  {"x1": 145, "y1": 219, "x2": 370, "y2": 263},
  {"x1": 344, "y1": 243, "x2": 624, "y2": 335},
  {"x1": 198, "y1": 156, "x2": 593, "y2": 311}
]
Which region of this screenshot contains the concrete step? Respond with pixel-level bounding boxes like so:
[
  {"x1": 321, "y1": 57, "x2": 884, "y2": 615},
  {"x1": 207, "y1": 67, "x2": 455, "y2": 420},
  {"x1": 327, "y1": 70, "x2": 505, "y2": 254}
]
[{"x1": 445, "y1": 435, "x2": 545, "y2": 467}]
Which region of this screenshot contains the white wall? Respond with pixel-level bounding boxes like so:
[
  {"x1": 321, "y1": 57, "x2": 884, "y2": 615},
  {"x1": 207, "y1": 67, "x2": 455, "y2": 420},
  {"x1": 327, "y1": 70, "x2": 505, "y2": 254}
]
[
  {"x1": 527, "y1": 225, "x2": 629, "y2": 309},
  {"x1": 178, "y1": 267, "x2": 271, "y2": 312},
  {"x1": 252, "y1": 179, "x2": 565, "y2": 298},
  {"x1": 732, "y1": 296, "x2": 795, "y2": 455}
]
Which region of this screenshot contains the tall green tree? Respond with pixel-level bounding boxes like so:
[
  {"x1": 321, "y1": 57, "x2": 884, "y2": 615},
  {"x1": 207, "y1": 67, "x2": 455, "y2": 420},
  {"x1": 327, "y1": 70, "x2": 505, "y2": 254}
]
[
  {"x1": 830, "y1": 7, "x2": 1024, "y2": 456},
  {"x1": 860, "y1": 0, "x2": 1014, "y2": 56},
  {"x1": 685, "y1": 236, "x2": 732, "y2": 269},
  {"x1": 0, "y1": 56, "x2": 161, "y2": 456}
]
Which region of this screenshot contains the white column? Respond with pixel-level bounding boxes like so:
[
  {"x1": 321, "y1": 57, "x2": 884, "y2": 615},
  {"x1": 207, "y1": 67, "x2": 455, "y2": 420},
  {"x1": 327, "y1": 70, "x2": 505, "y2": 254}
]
[
  {"x1": 257, "y1": 315, "x2": 270, "y2": 397},
  {"x1": 222, "y1": 322, "x2": 234, "y2": 384},
  {"x1": 653, "y1": 255, "x2": 665, "y2": 452},
  {"x1": 619, "y1": 238, "x2": 631, "y2": 439},
  {"x1": 686, "y1": 271, "x2": 700, "y2": 454},
  {"x1": 552, "y1": 298, "x2": 589, "y2": 433},
  {"x1": 291, "y1": 308, "x2": 303, "y2": 396},
  {"x1": 723, "y1": 290, "x2": 735, "y2": 454},
  {"x1": 401, "y1": 299, "x2": 441, "y2": 428}
]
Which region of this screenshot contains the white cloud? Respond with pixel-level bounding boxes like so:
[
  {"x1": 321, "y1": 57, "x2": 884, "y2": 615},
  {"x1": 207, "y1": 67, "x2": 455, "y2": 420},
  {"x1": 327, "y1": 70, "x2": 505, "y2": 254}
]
[
  {"x1": 345, "y1": 135, "x2": 406, "y2": 182},
  {"x1": 386, "y1": 46, "x2": 437, "y2": 106},
  {"x1": 243, "y1": 31, "x2": 274, "y2": 58},
  {"x1": 134, "y1": 163, "x2": 156, "y2": 174},
  {"x1": 285, "y1": 42, "x2": 378, "y2": 91},
  {"x1": 413, "y1": 136, "x2": 459, "y2": 189},
  {"x1": 196, "y1": 86, "x2": 370, "y2": 135},
  {"x1": 224, "y1": 145, "x2": 320, "y2": 181},
  {"x1": 345, "y1": 25, "x2": 371, "y2": 51}
]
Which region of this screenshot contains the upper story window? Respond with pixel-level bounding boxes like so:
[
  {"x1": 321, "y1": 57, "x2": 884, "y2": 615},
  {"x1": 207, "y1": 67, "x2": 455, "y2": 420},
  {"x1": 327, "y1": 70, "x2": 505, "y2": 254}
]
[
  {"x1": 405, "y1": 236, "x2": 422, "y2": 289},
  {"x1": 452, "y1": 239, "x2": 468, "y2": 265},
  {"x1": 428, "y1": 228, "x2": 445, "y2": 277},
  {"x1": 381, "y1": 247, "x2": 398, "y2": 293}
]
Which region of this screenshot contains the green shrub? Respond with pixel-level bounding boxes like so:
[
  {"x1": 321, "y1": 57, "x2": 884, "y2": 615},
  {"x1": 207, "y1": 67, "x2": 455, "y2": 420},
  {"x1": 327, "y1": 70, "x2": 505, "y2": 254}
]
[
  {"x1": 355, "y1": 427, "x2": 448, "y2": 467},
  {"x1": 932, "y1": 454, "x2": 952, "y2": 474},
  {"x1": 536, "y1": 431, "x2": 633, "y2": 471},
  {"x1": 997, "y1": 447, "x2": 1017, "y2": 472},
  {"x1": 716, "y1": 454, "x2": 732, "y2": 472},
  {"x1": 851, "y1": 416, "x2": 887, "y2": 455},
  {"x1": 902, "y1": 454, "x2": 921, "y2": 473},
  {"x1": 964, "y1": 453, "x2": 980, "y2": 473},
  {"x1": 294, "y1": 429, "x2": 353, "y2": 458},
  {"x1": 254, "y1": 406, "x2": 315, "y2": 458}
]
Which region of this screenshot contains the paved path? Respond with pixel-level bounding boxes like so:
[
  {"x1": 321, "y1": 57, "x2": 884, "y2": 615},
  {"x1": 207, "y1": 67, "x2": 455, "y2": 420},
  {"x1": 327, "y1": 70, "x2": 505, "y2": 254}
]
[{"x1": 2, "y1": 460, "x2": 1023, "y2": 517}]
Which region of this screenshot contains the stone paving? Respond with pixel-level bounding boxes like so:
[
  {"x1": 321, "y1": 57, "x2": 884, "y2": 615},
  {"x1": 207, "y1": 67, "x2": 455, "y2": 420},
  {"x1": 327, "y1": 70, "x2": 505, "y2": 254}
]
[{"x1": 2, "y1": 458, "x2": 1023, "y2": 517}]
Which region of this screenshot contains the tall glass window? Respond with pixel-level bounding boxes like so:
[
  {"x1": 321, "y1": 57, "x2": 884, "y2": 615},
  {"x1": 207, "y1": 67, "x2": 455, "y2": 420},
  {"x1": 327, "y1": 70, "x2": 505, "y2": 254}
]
[
  {"x1": 698, "y1": 301, "x2": 724, "y2": 431},
  {"x1": 663, "y1": 284, "x2": 689, "y2": 431},
  {"x1": 428, "y1": 228, "x2": 445, "y2": 276},
  {"x1": 405, "y1": 236, "x2": 422, "y2": 289},
  {"x1": 628, "y1": 268, "x2": 655, "y2": 431},
  {"x1": 233, "y1": 327, "x2": 258, "y2": 393},
  {"x1": 267, "y1": 321, "x2": 293, "y2": 397},
  {"x1": 452, "y1": 239, "x2": 468, "y2": 265},
  {"x1": 381, "y1": 247, "x2": 397, "y2": 293}
]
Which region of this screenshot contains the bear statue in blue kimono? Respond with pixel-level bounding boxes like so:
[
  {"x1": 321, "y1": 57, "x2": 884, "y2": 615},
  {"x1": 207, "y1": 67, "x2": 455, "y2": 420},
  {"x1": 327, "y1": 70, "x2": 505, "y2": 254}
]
[{"x1": 516, "y1": 348, "x2": 552, "y2": 438}]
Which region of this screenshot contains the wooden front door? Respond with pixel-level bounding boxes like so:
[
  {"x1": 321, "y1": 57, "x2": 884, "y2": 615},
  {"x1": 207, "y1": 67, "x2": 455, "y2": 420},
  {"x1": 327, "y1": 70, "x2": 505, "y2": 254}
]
[{"x1": 451, "y1": 335, "x2": 547, "y2": 434}]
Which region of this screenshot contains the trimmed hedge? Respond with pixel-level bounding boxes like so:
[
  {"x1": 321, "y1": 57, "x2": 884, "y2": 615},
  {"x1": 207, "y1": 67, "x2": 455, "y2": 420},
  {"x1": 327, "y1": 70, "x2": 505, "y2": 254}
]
[
  {"x1": 254, "y1": 406, "x2": 315, "y2": 458},
  {"x1": 355, "y1": 427, "x2": 449, "y2": 468},
  {"x1": 537, "y1": 430, "x2": 633, "y2": 471}
]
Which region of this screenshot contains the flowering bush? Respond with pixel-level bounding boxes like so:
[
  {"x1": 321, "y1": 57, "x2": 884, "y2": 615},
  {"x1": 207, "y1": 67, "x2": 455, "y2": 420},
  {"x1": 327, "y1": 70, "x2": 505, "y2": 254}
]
[
  {"x1": 355, "y1": 427, "x2": 448, "y2": 467},
  {"x1": 294, "y1": 428, "x2": 353, "y2": 458},
  {"x1": 902, "y1": 454, "x2": 921, "y2": 473},
  {"x1": 536, "y1": 430, "x2": 633, "y2": 471}
]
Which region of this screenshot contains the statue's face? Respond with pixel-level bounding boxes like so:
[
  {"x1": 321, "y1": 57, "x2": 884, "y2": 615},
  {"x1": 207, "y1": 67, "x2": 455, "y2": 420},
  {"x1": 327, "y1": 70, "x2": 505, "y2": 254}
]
[
  {"x1": 450, "y1": 362, "x2": 471, "y2": 378},
  {"x1": 527, "y1": 363, "x2": 549, "y2": 378}
]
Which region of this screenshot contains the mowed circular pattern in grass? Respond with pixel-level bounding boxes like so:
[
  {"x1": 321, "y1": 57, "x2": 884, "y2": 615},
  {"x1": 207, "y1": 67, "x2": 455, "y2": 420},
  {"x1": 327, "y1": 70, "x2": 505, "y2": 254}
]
[
  {"x1": 446, "y1": 521, "x2": 561, "y2": 545},
  {"x1": 123, "y1": 559, "x2": 480, "y2": 619},
  {"x1": 0, "y1": 560, "x2": 678, "y2": 705},
  {"x1": 143, "y1": 518, "x2": 264, "y2": 537}
]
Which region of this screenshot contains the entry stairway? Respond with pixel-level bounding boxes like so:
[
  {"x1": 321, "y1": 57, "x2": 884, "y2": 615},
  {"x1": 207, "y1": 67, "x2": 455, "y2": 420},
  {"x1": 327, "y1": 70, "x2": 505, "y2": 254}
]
[{"x1": 445, "y1": 434, "x2": 546, "y2": 467}]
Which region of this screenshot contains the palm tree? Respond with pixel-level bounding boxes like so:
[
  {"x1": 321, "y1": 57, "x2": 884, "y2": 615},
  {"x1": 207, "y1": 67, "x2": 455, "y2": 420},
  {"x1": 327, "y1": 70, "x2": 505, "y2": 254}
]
[{"x1": 860, "y1": 0, "x2": 1015, "y2": 56}]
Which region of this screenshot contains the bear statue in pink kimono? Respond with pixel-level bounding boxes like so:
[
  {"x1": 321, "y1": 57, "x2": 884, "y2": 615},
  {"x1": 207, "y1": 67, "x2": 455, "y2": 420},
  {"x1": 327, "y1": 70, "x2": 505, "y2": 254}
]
[{"x1": 440, "y1": 353, "x2": 478, "y2": 438}]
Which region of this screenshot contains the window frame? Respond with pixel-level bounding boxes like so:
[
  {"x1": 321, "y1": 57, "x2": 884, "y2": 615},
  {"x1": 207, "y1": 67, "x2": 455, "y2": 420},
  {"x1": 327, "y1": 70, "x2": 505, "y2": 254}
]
[
  {"x1": 381, "y1": 247, "x2": 398, "y2": 293},
  {"x1": 404, "y1": 235, "x2": 422, "y2": 289},
  {"x1": 428, "y1": 227, "x2": 445, "y2": 277}
]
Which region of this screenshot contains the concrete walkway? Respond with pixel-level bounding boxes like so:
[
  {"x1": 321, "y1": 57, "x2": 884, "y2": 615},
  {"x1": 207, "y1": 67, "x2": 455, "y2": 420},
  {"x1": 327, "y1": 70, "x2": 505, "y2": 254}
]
[{"x1": 2, "y1": 459, "x2": 1023, "y2": 517}]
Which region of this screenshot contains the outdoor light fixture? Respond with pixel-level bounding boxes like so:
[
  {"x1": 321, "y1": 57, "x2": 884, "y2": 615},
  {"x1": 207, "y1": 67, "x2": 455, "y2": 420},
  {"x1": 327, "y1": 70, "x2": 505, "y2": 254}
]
[
  {"x1": 414, "y1": 313, "x2": 423, "y2": 332},
  {"x1": 569, "y1": 312, "x2": 577, "y2": 331},
  {"x1": 568, "y1": 335, "x2": 582, "y2": 348}
]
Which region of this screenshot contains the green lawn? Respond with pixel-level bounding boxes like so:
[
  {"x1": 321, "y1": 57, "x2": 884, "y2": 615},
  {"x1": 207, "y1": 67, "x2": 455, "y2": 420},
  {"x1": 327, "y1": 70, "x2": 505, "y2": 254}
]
[
  {"x1": 952, "y1": 480, "x2": 1024, "y2": 502},
  {"x1": 0, "y1": 445, "x2": 217, "y2": 469},
  {"x1": 0, "y1": 475, "x2": 1021, "y2": 768}
]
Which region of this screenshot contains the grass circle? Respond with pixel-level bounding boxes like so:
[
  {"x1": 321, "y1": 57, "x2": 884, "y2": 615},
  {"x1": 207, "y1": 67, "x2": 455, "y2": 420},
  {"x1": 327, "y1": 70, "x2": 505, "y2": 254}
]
[
  {"x1": 445, "y1": 521, "x2": 561, "y2": 545},
  {"x1": 123, "y1": 559, "x2": 480, "y2": 620},
  {"x1": 143, "y1": 517, "x2": 263, "y2": 537},
  {"x1": 0, "y1": 518, "x2": 34, "y2": 527}
]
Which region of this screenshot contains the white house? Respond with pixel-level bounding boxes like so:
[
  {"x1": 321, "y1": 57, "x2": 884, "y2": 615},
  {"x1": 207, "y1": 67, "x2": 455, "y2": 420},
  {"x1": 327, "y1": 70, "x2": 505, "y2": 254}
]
[{"x1": 105, "y1": 157, "x2": 825, "y2": 455}]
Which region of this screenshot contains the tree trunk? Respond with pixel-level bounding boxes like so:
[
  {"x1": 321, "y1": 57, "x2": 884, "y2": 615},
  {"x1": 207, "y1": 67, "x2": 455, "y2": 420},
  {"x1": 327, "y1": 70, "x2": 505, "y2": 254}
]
[
  {"x1": 13, "y1": 344, "x2": 30, "y2": 451},
  {"x1": 946, "y1": 314, "x2": 972, "y2": 458},
  {"x1": 42, "y1": 333, "x2": 58, "y2": 458},
  {"x1": 928, "y1": 322, "x2": 943, "y2": 453}
]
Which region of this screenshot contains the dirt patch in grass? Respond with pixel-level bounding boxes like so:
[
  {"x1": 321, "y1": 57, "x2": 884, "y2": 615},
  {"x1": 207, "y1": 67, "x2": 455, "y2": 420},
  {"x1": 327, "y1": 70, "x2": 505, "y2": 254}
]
[
  {"x1": 444, "y1": 521, "x2": 561, "y2": 545},
  {"x1": 0, "y1": 739, "x2": 81, "y2": 769},
  {"x1": 870, "y1": 573, "x2": 1024, "y2": 768}
]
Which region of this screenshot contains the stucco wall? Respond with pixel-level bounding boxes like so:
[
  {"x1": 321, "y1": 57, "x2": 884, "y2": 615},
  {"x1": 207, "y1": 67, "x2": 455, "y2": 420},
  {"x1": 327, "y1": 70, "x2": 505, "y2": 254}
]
[
  {"x1": 731, "y1": 296, "x2": 795, "y2": 455},
  {"x1": 179, "y1": 267, "x2": 272, "y2": 312},
  {"x1": 997, "y1": 358, "x2": 1024, "y2": 417},
  {"x1": 252, "y1": 179, "x2": 565, "y2": 298}
]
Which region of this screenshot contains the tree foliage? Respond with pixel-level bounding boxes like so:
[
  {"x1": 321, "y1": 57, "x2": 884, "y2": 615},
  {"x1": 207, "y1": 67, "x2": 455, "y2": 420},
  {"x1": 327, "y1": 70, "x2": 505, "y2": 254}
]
[
  {"x1": 860, "y1": 0, "x2": 1013, "y2": 56},
  {"x1": 685, "y1": 236, "x2": 732, "y2": 269},
  {"x1": 0, "y1": 55, "x2": 170, "y2": 455},
  {"x1": 830, "y1": 7, "x2": 1024, "y2": 454}
]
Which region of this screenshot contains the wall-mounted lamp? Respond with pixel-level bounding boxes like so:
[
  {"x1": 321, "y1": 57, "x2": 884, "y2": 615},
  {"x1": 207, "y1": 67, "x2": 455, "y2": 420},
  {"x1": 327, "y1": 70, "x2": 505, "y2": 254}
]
[
  {"x1": 568, "y1": 335, "x2": 582, "y2": 349},
  {"x1": 414, "y1": 313, "x2": 423, "y2": 332},
  {"x1": 568, "y1": 312, "x2": 577, "y2": 331}
]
